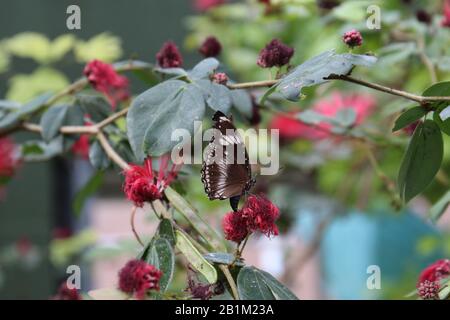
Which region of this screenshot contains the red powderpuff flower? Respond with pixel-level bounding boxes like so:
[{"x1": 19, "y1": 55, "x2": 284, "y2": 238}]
[
  {"x1": 417, "y1": 280, "x2": 440, "y2": 300},
  {"x1": 222, "y1": 211, "x2": 249, "y2": 243},
  {"x1": 53, "y1": 282, "x2": 82, "y2": 300},
  {"x1": 257, "y1": 39, "x2": 294, "y2": 68},
  {"x1": 156, "y1": 41, "x2": 183, "y2": 68},
  {"x1": 199, "y1": 36, "x2": 222, "y2": 58},
  {"x1": 118, "y1": 259, "x2": 162, "y2": 300},
  {"x1": 442, "y1": 0, "x2": 450, "y2": 27},
  {"x1": 343, "y1": 30, "x2": 363, "y2": 48},
  {"x1": 123, "y1": 154, "x2": 181, "y2": 207},
  {"x1": 418, "y1": 259, "x2": 450, "y2": 284},
  {"x1": 194, "y1": 0, "x2": 226, "y2": 12},
  {"x1": 270, "y1": 92, "x2": 375, "y2": 140},
  {"x1": 0, "y1": 137, "x2": 19, "y2": 180},
  {"x1": 71, "y1": 134, "x2": 90, "y2": 159},
  {"x1": 242, "y1": 195, "x2": 279, "y2": 237},
  {"x1": 83, "y1": 60, "x2": 130, "y2": 108}
]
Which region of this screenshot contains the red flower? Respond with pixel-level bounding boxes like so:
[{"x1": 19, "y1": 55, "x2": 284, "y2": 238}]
[
  {"x1": 418, "y1": 259, "x2": 450, "y2": 284},
  {"x1": 242, "y1": 195, "x2": 279, "y2": 237},
  {"x1": 156, "y1": 41, "x2": 183, "y2": 68},
  {"x1": 123, "y1": 154, "x2": 181, "y2": 207},
  {"x1": 417, "y1": 280, "x2": 440, "y2": 300},
  {"x1": 193, "y1": 0, "x2": 226, "y2": 12},
  {"x1": 257, "y1": 39, "x2": 294, "y2": 68},
  {"x1": 0, "y1": 137, "x2": 19, "y2": 183},
  {"x1": 222, "y1": 195, "x2": 280, "y2": 243},
  {"x1": 118, "y1": 259, "x2": 162, "y2": 299},
  {"x1": 343, "y1": 30, "x2": 363, "y2": 48},
  {"x1": 270, "y1": 92, "x2": 375, "y2": 140},
  {"x1": 222, "y1": 211, "x2": 249, "y2": 243},
  {"x1": 442, "y1": 0, "x2": 450, "y2": 27},
  {"x1": 53, "y1": 282, "x2": 82, "y2": 300},
  {"x1": 71, "y1": 135, "x2": 90, "y2": 159},
  {"x1": 199, "y1": 36, "x2": 222, "y2": 58},
  {"x1": 212, "y1": 72, "x2": 228, "y2": 85},
  {"x1": 83, "y1": 60, "x2": 130, "y2": 108}
]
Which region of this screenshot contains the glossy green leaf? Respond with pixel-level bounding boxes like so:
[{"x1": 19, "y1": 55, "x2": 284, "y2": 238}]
[
  {"x1": 257, "y1": 269, "x2": 299, "y2": 300},
  {"x1": 143, "y1": 83, "x2": 205, "y2": 156},
  {"x1": 127, "y1": 80, "x2": 185, "y2": 162},
  {"x1": 198, "y1": 80, "x2": 232, "y2": 114},
  {"x1": 189, "y1": 58, "x2": 219, "y2": 80},
  {"x1": 237, "y1": 267, "x2": 275, "y2": 300},
  {"x1": 157, "y1": 219, "x2": 176, "y2": 246},
  {"x1": 40, "y1": 104, "x2": 69, "y2": 142},
  {"x1": 203, "y1": 252, "x2": 244, "y2": 266},
  {"x1": 433, "y1": 104, "x2": 450, "y2": 136},
  {"x1": 72, "y1": 171, "x2": 104, "y2": 216},
  {"x1": 392, "y1": 106, "x2": 427, "y2": 132},
  {"x1": 21, "y1": 137, "x2": 64, "y2": 161},
  {"x1": 175, "y1": 230, "x2": 217, "y2": 284},
  {"x1": 146, "y1": 238, "x2": 175, "y2": 292},
  {"x1": 230, "y1": 89, "x2": 252, "y2": 117},
  {"x1": 398, "y1": 120, "x2": 443, "y2": 203},
  {"x1": 76, "y1": 95, "x2": 111, "y2": 123},
  {"x1": 165, "y1": 186, "x2": 226, "y2": 251},
  {"x1": 273, "y1": 50, "x2": 376, "y2": 101},
  {"x1": 89, "y1": 141, "x2": 111, "y2": 170},
  {"x1": 429, "y1": 191, "x2": 450, "y2": 222}
]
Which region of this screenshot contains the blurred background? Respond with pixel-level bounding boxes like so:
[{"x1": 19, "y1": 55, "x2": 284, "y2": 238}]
[{"x1": 0, "y1": 0, "x2": 449, "y2": 299}]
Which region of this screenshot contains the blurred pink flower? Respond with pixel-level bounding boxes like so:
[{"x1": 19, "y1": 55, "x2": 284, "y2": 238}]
[
  {"x1": 193, "y1": 0, "x2": 226, "y2": 12},
  {"x1": 442, "y1": 0, "x2": 450, "y2": 27},
  {"x1": 270, "y1": 92, "x2": 376, "y2": 140}
]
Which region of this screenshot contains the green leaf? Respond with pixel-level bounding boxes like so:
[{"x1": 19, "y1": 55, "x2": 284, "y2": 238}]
[
  {"x1": 398, "y1": 120, "x2": 443, "y2": 203},
  {"x1": 175, "y1": 230, "x2": 217, "y2": 284},
  {"x1": 198, "y1": 80, "x2": 232, "y2": 114},
  {"x1": 335, "y1": 108, "x2": 357, "y2": 127},
  {"x1": 40, "y1": 104, "x2": 69, "y2": 142},
  {"x1": 203, "y1": 252, "x2": 244, "y2": 266},
  {"x1": 189, "y1": 58, "x2": 219, "y2": 80},
  {"x1": 146, "y1": 238, "x2": 175, "y2": 292},
  {"x1": 237, "y1": 267, "x2": 275, "y2": 300},
  {"x1": 89, "y1": 141, "x2": 111, "y2": 170},
  {"x1": 165, "y1": 186, "x2": 226, "y2": 251},
  {"x1": 273, "y1": 50, "x2": 376, "y2": 101},
  {"x1": 237, "y1": 266, "x2": 298, "y2": 300},
  {"x1": 127, "y1": 80, "x2": 185, "y2": 162},
  {"x1": 154, "y1": 67, "x2": 188, "y2": 77},
  {"x1": 157, "y1": 219, "x2": 176, "y2": 246},
  {"x1": 76, "y1": 95, "x2": 111, "y2": 123},
  {"x1": 64, "y1": 104, "x2": 85, "y2": 126},
  {"x1": 429, "y1": 191, "x2": 450, "y2": 222},
  {"x1": 72, "y1": 171, "x2": 104, "y2": 216},
  {"x1": 257, "y1": 269, "x2": 299, "y2": 300},
  {"x1": 392, "y1": 106, "x2": 427, "y2": 132},
  {"x1": 230, "y1": 89, "x2": 252, "y2": 117},
  {"x1": 21, "y1": 137, "x2": 64, "y2": 161},
  {"x1": 142, "y1": 83, "x2": 205, "y2": 157},
  {"x1": 433, "y1": 104, "x2": 450, "y2": 136},
  {"x1": 0, "y1": 92, "x2": 52, "y2": 130},
  {"x1": 296, "y1": 110, "x2": 327, "y2": 124}
]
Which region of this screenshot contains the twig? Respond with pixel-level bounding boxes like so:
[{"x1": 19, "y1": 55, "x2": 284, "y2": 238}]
[
  {"x1": 417, "y1": 36, "x2": 438, "y2": 84},
  {"x1": 96, "y1": 130, "x2": 130, "y2": 170},
  {"x1": 130, "y1": 206, "x2": 144, "y2": 247}
]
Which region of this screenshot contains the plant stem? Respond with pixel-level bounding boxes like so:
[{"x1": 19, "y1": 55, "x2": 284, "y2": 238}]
[
  {"x1": 96, "y1": 130, "x2": 130, "y2": 170},
  {"x1": 130, "y1": 205, "x2": 144, "y2": 247}
]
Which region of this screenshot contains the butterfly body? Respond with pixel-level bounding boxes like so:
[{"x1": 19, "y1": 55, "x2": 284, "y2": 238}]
[{"x1": 201, "y1": 111, "x2": 255, "y2": 211}]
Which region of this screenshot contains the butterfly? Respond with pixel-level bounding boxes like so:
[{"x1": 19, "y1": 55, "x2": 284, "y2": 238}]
[{"x1": 201, "y1": 111, "x2": 255, "y2": 212}]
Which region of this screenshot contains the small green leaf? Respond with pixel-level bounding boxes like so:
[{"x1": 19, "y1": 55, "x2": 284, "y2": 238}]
[
  {"x1": 189, "y1": 58, "x2": 219, "y2": 80},
  {"x1": 198, "y1": 80, "x2": 232, "y2": 114},
  {"x1": 40, "y1": 104, "x2": 69, "y2": 142},
  {"x1": 203, "y1": 252, "x2": 244, "y2": 266},
  {"x1": 21, "y1": 137, "x2": 64, "y2": 161},
  {"x1": 433, "y1": 104, "x2": 450, "y2": 136},
  {"x1": 398, "y1": 120, "x2": 443, "y2": 203},
  {"x1": 257, "y1": 269, "x2": 299, "y2": 300},
  {"x1": 64, "y1": 104, "x2": 85, "y2": 126},
  {"x1": 146, "y1": 238, "x2": 175, "y2": 292},
  {"x1": 429, "y1": 191, "x2": 450, "y2": 222},
  {"x1": 165, "y1": 186, "x2": 226, "y2": 251},
  {"x1": 157, "y1": 219, "x2": 176, "y2": 246},
  {"x1": 273, "y1": 50, "x2": 376, "y2": 101},
  {"x1": 76, "y1": 95, "x2": 111, "y2": 123},
  {"x1": 335, "y1": 108, "x2": 357, "y2": 127},
  {"x1": 73, "y1": 171, "x2": 104, "y2": 216},
  {"x1": 392, "y1": 106, "x2": 427, "y2": 132},
  {"x1": 237, "y1": 267, "x2": 275, "y2": 300},
  {"x1": 89, "y1": 140, "x2": 110, "y2": 170},
  {"x1": 230, "y1": 89, "x2": 252, "y2": 118},
  {"x1": 175, "y1": 230, "x2": 217, "y2": 284}
]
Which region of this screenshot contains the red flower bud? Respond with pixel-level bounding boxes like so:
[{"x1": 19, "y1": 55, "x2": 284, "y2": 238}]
[
  {"x1": 417, "y1": 280, "x2": 440, "y2": 300},
  {"x1": 199, "y1": 36, "x2": 222, "y2": 58},
  {"x1": 257, "y1": 39, "x2": 294, "y2": 68},
  {"x1": 53, "y1": 282, "x2": 82, "y2": 300},
  {"x1": 0, "y1": 137, "x2": 20, "y2": 180},
  {"x1": 212, "y1": 72, "x2": 228, "y2": 85},
  {"x1": 156, "y1": 41, "x2": 183, "y2": 68},
  {"x1": 343, "y1": 30, "x2": 363, "y2": 48},
  {"x1": 118, "y1": 259, "x2": 162, "y2": 300}
]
